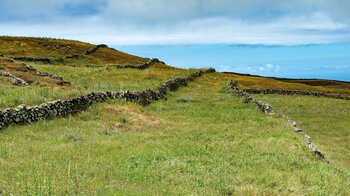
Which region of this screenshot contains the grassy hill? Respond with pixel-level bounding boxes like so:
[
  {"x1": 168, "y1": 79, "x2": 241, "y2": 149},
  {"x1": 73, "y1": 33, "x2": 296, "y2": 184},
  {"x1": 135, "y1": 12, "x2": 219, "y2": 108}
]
[
  {"x1": 0, "y1": 36, "x2": 147, "y2": 66},
  {"x1": 0, "y1": 36, "x2": 349, "y2": 195}
]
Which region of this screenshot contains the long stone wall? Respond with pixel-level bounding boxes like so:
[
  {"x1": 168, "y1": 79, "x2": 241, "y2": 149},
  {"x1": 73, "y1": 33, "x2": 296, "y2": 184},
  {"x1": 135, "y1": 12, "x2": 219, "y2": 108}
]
[
  {"x1": 0, "y1": 69, "x2": 215, "y2": 131},
  {"x1": 10, "y1": 56, "x2": 55, "y2": 64},
  {"x1": 244, "y1": 88, "x2": 350, "y2": 100},
  {"x1": 228, "y1": 80, "x2": 328, "y2": 162}
]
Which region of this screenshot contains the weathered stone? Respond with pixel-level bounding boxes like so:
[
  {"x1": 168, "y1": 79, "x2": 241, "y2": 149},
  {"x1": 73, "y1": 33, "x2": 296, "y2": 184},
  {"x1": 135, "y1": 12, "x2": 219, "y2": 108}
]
[
  {"x1": 11, "y1": 56, "x2": 52, "y2": 64},
  {"x1": 0, "y1": 71, "x2": 29, "y2": 86},
  {"x1": 294, "y1": 127, "x2": 302, "y2": 132},
  {"x1": 256, "y1": 101, "x2": 274, "y2": 114},
  {"x1": 305, "y1": 135, "x2": 326, "y2": 159}
]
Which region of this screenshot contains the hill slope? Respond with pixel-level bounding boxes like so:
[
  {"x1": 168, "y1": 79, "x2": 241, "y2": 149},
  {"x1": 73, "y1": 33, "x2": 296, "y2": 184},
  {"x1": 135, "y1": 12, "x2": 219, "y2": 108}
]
[
  {"x1": 0, "y1": 36, "x2": 349, "y2": 194},
  {"x1": 0, "y1": 36, "x2": 147, "y2": 66}
]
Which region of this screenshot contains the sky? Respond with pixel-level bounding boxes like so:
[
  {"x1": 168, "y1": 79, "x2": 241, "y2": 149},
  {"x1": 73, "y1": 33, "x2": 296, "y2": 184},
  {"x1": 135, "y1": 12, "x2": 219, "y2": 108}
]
[
  {"x1": 118, "y1": 44, "x2": 350, "y2": 81},
  {"x1": 0, "y1": 0, "x2": 350, "y2": 81}
]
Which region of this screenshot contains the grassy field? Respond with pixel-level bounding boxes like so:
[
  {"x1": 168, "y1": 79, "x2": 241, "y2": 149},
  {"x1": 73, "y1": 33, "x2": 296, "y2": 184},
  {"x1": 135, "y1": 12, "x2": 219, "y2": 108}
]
[
  {"x1": 257, "y1": 94, "x2": 350, "y2": 169},
  {"x1": 0, "y1": 36, "x2": 349, "y2": 194},
  {"x1": 0, "y1": 73, "x2": 349, "y2": 194}
]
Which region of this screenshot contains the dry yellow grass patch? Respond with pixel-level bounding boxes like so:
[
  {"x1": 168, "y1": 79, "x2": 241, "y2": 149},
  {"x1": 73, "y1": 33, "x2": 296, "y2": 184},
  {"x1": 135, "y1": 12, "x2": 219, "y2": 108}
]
[
  {"x1": 101, "y1": 104, "x2": 161, "y2": 131},
  {"x1": 236, "y1": 184, "x2": 259, "y2": 195}
]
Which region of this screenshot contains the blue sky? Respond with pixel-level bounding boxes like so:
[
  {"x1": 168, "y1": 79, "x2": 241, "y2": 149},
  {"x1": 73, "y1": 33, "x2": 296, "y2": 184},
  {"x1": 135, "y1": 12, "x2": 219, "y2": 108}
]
[
  {"x1": 1, "y1": 0, "x2": 350, "y2": 81},
  {"x1": 117, "y1": 44, "x2": 350, "y2": 81}
]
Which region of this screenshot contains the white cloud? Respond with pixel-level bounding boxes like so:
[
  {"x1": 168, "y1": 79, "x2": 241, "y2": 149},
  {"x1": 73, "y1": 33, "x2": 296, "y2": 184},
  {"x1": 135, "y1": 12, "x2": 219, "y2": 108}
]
[
  {"x1": 233, "y1": 64, "x2": 281, "y2": 73},
  {"x1": 1, "y1": 0, "x2": 350, "y2": 45},
  {"x1": 1, "y1": 14, "x2": 349, "y2": 45}
]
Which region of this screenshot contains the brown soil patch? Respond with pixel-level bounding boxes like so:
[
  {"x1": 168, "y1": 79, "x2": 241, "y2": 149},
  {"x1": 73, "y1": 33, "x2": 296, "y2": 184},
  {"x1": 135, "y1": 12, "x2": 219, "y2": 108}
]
[
  {"x1": 101, "y1": 105, "x2": 161, "y2": 131},
  {"x1": 0, "y1": 57, "x2": 69, "y2": 86}
]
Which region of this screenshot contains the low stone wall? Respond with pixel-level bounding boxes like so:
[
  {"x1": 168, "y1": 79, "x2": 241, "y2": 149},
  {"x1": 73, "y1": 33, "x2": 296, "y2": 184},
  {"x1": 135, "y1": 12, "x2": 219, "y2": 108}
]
[
  {"x1": 244, "y1": 88, "x2": 350, "y2": 100},
  {"x1": 114, "y1": 58, "x2": 165, "y2": 70},
  {"x1": 228, "y1": 80, "x2": 328, "y2": 161},
  {"x1": 1, "y1": 57, "x2": 69, "y2": 86},
  {"x1": 65, "y1": 54, "x2": 84, "y2": 59},
  {"x1": 228, "y1": 81, "x2": 274, "y2": 114},
  {"x1": 11, "y1": 56, "x2": 55, "y2": 64},
  {"x1": 0, "y1": 70, "x2": 28, "y2": 86},
  {"x1": 65, "y1": 44, "x2": 108, "y2": 59},
  {"x1": 85, "y1": 44, "x2": 108, "y2": 55},
  {"x1": 21, "y1": 63, "x2": 70, "y2": 84},
  {"x1": 0, "y1": 69, "x2": 215, "y2": 131}
]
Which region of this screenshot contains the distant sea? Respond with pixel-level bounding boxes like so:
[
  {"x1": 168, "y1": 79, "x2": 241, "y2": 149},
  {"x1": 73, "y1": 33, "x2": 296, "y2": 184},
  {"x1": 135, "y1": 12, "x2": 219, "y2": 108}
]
[{"x1": 114, "y1": 43, "x2": 350, "y2": 82}]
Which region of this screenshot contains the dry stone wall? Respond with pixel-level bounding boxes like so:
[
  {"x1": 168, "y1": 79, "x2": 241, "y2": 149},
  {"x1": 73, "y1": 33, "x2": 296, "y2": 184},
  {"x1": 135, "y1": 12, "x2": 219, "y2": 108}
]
[
  {"x1": 228, "y1": 80, "x2": 328, "y2": 162},
  {"x1": 1, "y1": 57, "x2": 69, "y2": 86},
  {"x1": 228, "y1": 81, "x2": 274, "y2": 114},
  {"x1": 244, "y1": 88, "x2": 350, "y2": 100},
  {"x1": 11, "y1": 56, "x2": 56, "y2": 64},
  {"x1": 0, "y1": 69, "x2": 215, "y2": 131},
  {"x1": 21, "y1": 63, "x2": 69, "y2": 84},
  {"x1": 0, "y1": 70, "x2": 28, "y2": 86},
  {"x1": 84, "y1": 44, "x2": 108, "y2": 55},
  {"x1": 65, "y1": 44, "x2": 108, "y2": 59},
  {"x1": 114, "y1": 58, "x2": 164, "y2": 70}
]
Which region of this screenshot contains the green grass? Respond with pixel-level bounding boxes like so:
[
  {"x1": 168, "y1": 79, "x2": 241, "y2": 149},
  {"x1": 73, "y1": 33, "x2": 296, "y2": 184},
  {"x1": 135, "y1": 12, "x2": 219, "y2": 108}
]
[
  {"x1": 256, "y1": 94, "x2": 350, "y2": 169},
  {"x1": 0, "y1": 73, "x2": 349, "y2": 194}
]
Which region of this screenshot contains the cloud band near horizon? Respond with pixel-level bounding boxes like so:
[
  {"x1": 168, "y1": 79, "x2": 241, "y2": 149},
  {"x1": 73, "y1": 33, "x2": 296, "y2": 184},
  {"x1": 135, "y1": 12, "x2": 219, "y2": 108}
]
[{"x1": 1, "y1": 0, "x2": 350, "y2": 45}]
